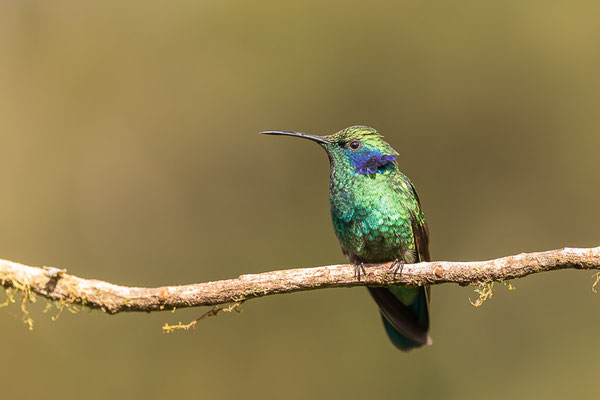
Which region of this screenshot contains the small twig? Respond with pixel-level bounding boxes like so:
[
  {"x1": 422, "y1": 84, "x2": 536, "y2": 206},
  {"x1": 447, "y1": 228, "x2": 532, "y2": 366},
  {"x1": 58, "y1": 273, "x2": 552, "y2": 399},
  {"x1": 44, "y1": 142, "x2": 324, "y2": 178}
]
[{"x1": 162, "y1": 301, "x2": 245, "y2": 333}]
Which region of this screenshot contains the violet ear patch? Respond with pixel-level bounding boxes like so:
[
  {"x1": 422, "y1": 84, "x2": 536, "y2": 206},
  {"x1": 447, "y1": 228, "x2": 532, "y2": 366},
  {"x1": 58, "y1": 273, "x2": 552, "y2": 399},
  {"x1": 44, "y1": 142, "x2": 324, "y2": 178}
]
[{"x1": 355, "y1": 153, "x2": 397, "y2": 175}]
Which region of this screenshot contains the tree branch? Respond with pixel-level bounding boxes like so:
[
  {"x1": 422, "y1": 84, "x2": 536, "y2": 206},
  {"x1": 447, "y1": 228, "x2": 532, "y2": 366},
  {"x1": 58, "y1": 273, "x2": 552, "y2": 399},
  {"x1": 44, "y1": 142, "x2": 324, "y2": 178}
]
[{"x1": 1, "y1": 247, "x2": 598, "y2": 316}]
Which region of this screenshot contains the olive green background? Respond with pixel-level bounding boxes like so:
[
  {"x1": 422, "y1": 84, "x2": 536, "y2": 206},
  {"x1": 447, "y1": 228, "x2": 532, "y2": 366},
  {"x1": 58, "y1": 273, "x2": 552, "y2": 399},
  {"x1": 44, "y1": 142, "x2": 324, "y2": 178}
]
[{"x1": 1, "y1": 1, "x2": 599, "y2": 399}]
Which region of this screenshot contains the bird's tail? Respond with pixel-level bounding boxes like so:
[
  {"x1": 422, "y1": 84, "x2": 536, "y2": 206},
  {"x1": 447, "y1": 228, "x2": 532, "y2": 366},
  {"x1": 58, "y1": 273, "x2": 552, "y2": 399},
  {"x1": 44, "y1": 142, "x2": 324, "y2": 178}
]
[{"x1": 368, "y1": 285, "x2": 431, "y2": 351}]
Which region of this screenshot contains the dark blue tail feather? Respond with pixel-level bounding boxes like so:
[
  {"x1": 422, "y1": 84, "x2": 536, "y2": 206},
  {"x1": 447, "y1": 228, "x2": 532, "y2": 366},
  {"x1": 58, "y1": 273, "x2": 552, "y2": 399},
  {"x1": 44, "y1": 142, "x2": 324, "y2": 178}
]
[
  {"x1": 369, "y1": 286, "x2": 430, "y2": 351},
  {"x1": 381, "y1": 316, "x2": 421, "y2": 351}
]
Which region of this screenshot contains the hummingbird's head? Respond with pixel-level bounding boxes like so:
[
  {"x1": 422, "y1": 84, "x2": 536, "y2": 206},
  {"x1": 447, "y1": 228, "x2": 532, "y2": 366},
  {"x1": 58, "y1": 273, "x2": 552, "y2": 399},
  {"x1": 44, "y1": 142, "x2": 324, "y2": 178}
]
[{"x1": 261, "y1": 125, "x2": 398, "y2": 175}]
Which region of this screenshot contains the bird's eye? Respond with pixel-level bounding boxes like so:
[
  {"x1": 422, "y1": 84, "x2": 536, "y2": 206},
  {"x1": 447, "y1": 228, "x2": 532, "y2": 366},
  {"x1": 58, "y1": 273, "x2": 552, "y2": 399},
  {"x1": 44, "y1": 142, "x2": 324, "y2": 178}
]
[{"x1": 346, "y1": 140, "x2": 362, "y2": 151}]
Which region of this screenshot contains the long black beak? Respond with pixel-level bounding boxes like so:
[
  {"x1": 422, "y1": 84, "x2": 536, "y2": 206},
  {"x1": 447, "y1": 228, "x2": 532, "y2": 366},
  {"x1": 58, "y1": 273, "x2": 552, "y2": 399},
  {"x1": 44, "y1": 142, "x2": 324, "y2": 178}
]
[{"x1": 260, "y1": 130, "x2": 331, "y2": 145}]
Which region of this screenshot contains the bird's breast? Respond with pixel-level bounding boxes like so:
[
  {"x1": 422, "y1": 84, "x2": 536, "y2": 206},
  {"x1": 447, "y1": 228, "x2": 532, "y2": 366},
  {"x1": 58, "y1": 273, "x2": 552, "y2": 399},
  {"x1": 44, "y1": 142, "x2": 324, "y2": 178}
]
[{"x1": 329, "y1": 185, "x2": 415, "y2": 263}]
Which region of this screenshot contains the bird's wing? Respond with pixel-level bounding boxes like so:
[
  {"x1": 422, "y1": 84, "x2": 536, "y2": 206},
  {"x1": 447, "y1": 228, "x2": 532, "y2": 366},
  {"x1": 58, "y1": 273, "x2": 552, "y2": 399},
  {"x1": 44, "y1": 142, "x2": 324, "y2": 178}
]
[
  {"x1": 408, "y1": 181, "x2": 430, "y2": 263},
  {"x1": 408, "y1": 181, "x2": 431, "y2": 300}
]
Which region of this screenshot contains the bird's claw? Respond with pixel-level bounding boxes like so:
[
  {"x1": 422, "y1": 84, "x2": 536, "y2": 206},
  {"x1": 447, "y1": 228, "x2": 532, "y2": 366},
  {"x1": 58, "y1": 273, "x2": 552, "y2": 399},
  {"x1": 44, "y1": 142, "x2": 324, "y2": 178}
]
[
  {"x1": 354, "y1": 262, "x2": 366, "y2": 281},
  {"x1": 389, "y1": 259, "x2": 405, "y2": 278}
]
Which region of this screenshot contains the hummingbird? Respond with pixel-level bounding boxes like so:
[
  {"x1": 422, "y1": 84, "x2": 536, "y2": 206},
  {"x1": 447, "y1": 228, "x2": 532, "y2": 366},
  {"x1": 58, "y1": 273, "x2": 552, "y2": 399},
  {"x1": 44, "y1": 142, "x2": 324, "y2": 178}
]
[{"x1": 261, "y1": 125, "x2": 431, "y2": 351}]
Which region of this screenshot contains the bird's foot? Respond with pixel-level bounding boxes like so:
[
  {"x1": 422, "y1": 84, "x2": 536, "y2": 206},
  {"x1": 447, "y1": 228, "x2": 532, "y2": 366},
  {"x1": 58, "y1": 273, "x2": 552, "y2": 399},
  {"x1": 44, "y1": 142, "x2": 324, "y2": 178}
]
[
  {"x1": 354, "y1": 262, "x2": 366, "y2": 281},
  {"x1": 389, "y1": 259, "x2": 405, "y2": 278}
]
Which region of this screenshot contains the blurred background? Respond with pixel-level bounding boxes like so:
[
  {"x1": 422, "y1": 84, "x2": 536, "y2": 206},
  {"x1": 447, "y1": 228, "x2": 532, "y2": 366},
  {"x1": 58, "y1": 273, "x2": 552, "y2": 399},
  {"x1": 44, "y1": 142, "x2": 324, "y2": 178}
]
[{"x1": 1, "y1": 1, "x2": 599, "y2": 399}]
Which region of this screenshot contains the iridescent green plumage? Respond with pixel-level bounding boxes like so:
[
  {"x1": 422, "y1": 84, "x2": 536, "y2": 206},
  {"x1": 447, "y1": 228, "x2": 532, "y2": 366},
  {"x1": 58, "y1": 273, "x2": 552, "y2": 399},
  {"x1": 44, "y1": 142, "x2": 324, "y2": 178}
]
[{"x1": 262, "y1": 125, "x2": 431, "y2": 351}]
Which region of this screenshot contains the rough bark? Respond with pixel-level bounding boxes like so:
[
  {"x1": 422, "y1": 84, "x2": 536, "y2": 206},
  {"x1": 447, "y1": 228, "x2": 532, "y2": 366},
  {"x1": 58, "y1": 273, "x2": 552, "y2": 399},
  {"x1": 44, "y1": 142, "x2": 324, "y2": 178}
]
[{"x1": 0, "y1": 247, "x2": 598, "y2": 316}]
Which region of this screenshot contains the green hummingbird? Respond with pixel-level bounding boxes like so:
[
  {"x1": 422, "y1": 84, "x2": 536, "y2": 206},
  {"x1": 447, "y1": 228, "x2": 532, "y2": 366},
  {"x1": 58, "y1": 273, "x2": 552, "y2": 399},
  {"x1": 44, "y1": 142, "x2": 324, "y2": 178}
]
[{"x1": 261, "y1": 125, "x2": 431, "y2": 350}]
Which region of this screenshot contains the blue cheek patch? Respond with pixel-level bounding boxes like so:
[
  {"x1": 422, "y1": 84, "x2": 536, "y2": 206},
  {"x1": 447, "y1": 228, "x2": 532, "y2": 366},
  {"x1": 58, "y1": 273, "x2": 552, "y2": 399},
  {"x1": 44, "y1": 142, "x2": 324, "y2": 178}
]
[{"x1": 353, "y1": 152, "x2": 397, "y2": 175}]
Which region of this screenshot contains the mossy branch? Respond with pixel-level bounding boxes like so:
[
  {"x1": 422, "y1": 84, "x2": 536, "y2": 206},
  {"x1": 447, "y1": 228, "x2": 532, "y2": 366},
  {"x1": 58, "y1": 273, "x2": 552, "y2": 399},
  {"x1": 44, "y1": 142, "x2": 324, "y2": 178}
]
[{"x1": 0, "y1": 247, "x2": 598, "y2": 319}]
